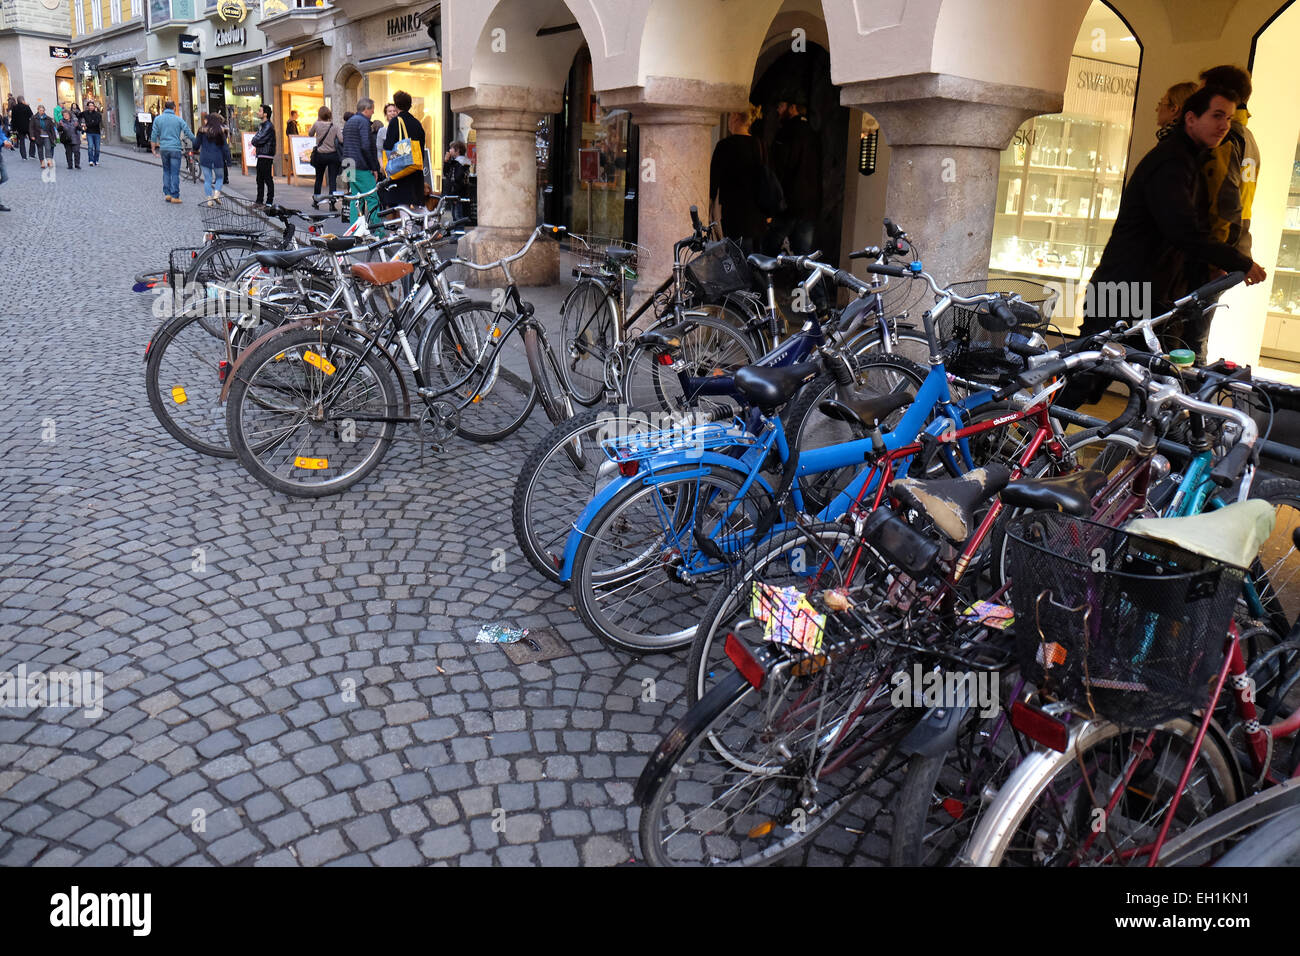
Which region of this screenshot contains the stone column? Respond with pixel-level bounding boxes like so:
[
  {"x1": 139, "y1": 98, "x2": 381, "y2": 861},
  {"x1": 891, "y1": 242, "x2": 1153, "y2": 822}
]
[
  {"x1": 600, "y1": 79, "x2": 749, "y2": 303},
  {"x1": 840, "y1": 74, "x2": 1062, "y2": 290},
  {"x1": 449, "y1": 85, "x2": 562, "y2": 287}
]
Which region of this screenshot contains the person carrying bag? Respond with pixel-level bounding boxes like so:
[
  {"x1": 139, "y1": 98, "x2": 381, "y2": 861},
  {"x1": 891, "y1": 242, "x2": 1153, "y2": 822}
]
[
  {"x1": 308, "y1": 106, "x2": 343, "y2": 211},
  {"x1": 381, "y1": 91, "x2": 426, "y2": 208}
]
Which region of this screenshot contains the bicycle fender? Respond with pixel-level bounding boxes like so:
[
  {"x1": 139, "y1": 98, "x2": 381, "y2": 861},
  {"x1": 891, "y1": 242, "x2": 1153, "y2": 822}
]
[
  {"x1": 897, "y1": 703, "x2": 971, "y2": 758},
  {"x1": 556, "y1": 452, "x2": 775, "y2": 582},
  {"x1": 560, "y1": 276, "x2": 610, "y2": 314},
  {"x1": 218, "y1": 316, "x2": 319, "y2": 402}
]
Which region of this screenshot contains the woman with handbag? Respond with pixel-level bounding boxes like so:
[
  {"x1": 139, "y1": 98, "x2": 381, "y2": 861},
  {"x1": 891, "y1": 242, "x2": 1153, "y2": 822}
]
[
  {"x1": 193, "y1": 113, "x2": 232, "y2": 200},
  {"x1": 309, "y1": 106, "x2": 343, "y2": 212},
  {"x1": 381, "y1": 91, "x2": 426, "y2": 208}
]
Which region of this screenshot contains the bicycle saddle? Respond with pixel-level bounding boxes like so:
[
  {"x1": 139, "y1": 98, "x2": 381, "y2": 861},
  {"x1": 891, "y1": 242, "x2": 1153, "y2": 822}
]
[
  {"x1": 890, "y1": 463, "x2": 1013, "y2": 543},
  {"x1": 1125, "y1": 499, "x2": 1276, "y2": 570},
  {"x1": 733, "y1": 360, "x2": 822, "y2": 411},
  {"x1": 252, "y1": 247, "x2": 319, "y2": 270},
  {"x1": 351, "y1": 261, "x2": 415, "y2": 286},
  {"x1": 746, "y1": 254, "x2": 781, "y2": 273},
  {"x1": 817, "y1": 389, "x2": 912, "y2": 428},
  {"x1": 636, "y1": 322, "x2": 693, "y2": 352},
  {"x1": 1000, "y1": 469, "x2": 1108, "y2": 516},
  {"x1": 317, "y1": 235, "x2": 365, "y2": 253},
  {"x1": 605, "y1": 246, "x2": 636, "y2": 263}
]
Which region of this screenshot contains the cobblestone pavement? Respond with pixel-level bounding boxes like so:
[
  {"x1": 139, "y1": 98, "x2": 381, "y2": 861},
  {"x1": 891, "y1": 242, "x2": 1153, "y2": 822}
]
[{"x1": 0, "y1": 153, "x2": 894, "y2": 866}]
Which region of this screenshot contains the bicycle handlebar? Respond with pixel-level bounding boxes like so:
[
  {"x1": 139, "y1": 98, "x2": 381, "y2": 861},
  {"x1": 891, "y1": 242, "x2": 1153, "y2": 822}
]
[{"x1": 444, "y1": 223, "x2": 564, "y2": 272}]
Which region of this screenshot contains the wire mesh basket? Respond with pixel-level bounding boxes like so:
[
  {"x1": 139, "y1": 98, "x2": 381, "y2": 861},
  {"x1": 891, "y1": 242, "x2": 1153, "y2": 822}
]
[
  {"x1": 565, "y1": 234, "x2": 647, "y2": 276},
  {"x1": 199, "y1": 196, "x2": 280, "y2": 238},
  {"x1": 168, "y1": 246, "x2": 205, "y2": 289},
  {"x1": 686, "y1": 238, "x2": 752, "y2": 301},
  {"x1": 1006, "y1": 511, "x2": 1241, "y2": 729},
  {"x1": 938, "y1": 277, "x2": 1060, "y2": 385}
]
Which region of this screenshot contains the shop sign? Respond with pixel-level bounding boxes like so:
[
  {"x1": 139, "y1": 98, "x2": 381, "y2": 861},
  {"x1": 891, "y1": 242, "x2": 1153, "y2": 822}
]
[
  {"x1": 387, "y1": 11, "x2": 424, "y2": 36},
  {"x1": 233, "y1": 83, "x2": 261, "y2": 96},
  {"x1": 179, "y1": 34, "x2": 201, "y2": 55},
  {"x1": 144, "y1": 73, "x2": 171, "y2": 86},
  {"x1": 218, "y1": 0, "x2": 249, "y2": 23},
  {"x1": 49, "y1": 46, "x2": 73, "y2": 59},
  {"x1": 214, "y1": 26, "x2": 247, "y2": 47},
  {"x1": 1075, "y1": 68, "x2": 1137, "y2": 98},
  {"x1": 283, "y1": 57, "x2": 306, "y2": 81}
]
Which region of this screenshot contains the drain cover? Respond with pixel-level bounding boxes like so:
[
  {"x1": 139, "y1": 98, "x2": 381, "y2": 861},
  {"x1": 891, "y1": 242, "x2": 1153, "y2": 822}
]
[{"x1": 500, "y1": 627, "x2": 572, "y2": 664}]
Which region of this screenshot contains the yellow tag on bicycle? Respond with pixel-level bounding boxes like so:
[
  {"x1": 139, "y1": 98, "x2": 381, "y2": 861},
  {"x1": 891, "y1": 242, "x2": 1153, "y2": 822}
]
[
  {"x1": 303, "y1": 350, "x2": 336, "y2": 375},
  {"x1": 274, "y1": 352, "x2": 286, "y2": 361},
  {"x1": 490, "y1": 325, "x2": 502, "y2": 340},
  {"x1": 171, "y1": 386, "x2": 188, "y2": 404},
  {"x1": 294, "y1": 457, "x2": 329, "y2": 470}
]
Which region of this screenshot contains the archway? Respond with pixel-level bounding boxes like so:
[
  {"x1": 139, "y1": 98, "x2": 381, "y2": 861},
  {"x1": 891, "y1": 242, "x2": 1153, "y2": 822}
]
[
  {"x1": 56, "y1": 66, "x2": 76, "y2": 108},
  {"x1": 0, "y1": 63, "x2": 11, "y2": 105}
]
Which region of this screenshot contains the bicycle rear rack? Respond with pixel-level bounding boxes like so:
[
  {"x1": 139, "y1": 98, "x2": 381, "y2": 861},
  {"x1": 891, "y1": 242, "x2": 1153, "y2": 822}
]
[{"x1": 600, "y1": 420, "x2": 755, "y2": 464}]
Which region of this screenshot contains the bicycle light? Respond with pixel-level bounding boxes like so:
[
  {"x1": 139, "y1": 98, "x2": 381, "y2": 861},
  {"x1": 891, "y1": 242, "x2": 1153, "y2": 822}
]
[
  {"x1": 725, "y1": 632, "x2": 765, "y2": 690},
  {"x1": 617, "y1": 459, "x2": 639, "y2": 478},
  {"x1": 1009, "y1": 700, "x2": 1068, "y2": 753}
]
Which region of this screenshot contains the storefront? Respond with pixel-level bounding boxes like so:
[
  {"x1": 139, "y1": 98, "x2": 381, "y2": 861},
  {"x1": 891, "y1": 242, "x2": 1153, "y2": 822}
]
[
  {"x1": 198, "y1": 14, "x2": 266, "y2": 166},
  {"x1": 134, "y1": 61, "x2": 181, "y2": 121},
  {"x1": 55, "y1": 65, "x2": 77, "y2": 108},
  {"x1": 273, "y1": 43, "x2": 328, "y2": 157}
]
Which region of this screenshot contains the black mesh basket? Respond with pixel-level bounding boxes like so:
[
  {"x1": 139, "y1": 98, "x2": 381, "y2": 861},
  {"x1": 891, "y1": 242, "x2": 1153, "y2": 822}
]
[
  {"x1": 939, "y1": 277, "x2": 1058, "y2": 385},
  {"x1": 1006, "y1": 511, "x2": 1241, "y2": 729},
  {"x1": 685, "y1": 238, "x2": 752, "y2": 301}
]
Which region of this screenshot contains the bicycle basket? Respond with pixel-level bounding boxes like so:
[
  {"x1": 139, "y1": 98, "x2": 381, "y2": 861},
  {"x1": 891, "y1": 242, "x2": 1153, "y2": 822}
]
[
  {"x1": 1006, "y1": 511, "x2": 1242, "y2": 729},
  {"x1": 565, "y1": 234, "x2": 647, "y2": 278},
  {"x1": 685, "y1": 238, "x2": 752, "y2": 302},
  {"x1": 938, "y1": 277, "x2": 1059, "y2": 385},
  {"x1": 199, "y1": 196, "x2": 279, "y2": 239}
]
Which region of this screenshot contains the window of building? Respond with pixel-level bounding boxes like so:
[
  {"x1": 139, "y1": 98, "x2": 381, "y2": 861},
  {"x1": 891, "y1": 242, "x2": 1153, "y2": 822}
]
[
  {"x1": 365, "y1": 61, "x2": 443, "y2": 191},
  {"x1": 75, "y1": 1, "x2": 86, "y2": 34},
  {"x1": 990, "y1": 0, "x2": 1139, "y2": 332},
  {"x1": 131, "y1": 0, "x2": 142, "y2": 16},
  {"x1": 111, "y1": 0, "x2": 121, "y2": 25},
  {"x1": 92, "y1": 0, "x2": 102, "y2": 30}
]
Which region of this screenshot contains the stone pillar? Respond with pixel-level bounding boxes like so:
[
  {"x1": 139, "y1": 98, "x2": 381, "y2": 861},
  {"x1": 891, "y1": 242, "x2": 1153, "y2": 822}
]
[
  {"x1": 449, "y1": 85, "x2": 562, "y2": 286},
  {"x1": 599, "y1": 79, "x2": 749, "y2": 303},
  {"x1": 840, "y1": 74, "x2": 1062, "y2": 290}
]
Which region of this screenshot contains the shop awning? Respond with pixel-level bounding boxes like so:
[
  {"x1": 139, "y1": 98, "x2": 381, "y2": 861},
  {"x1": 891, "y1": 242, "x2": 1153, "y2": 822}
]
[
  {"x1": 230, "y1": 48, "x2": 292, "y2": 71},
  {"x1": 133, "y1": 58, "x2": 174, "y2": 73},
  {"x1": 359, "y1": 47, "x2": 436, "y2": 71},
  {"x1": 99, "y1": 49, "x2": 145, "y2": 68}
]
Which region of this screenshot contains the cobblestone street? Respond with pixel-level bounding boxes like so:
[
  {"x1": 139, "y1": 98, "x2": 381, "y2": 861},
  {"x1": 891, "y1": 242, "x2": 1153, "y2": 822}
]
[{"x1": 0, "y1": 153, "x2": 893, "y2": 866}]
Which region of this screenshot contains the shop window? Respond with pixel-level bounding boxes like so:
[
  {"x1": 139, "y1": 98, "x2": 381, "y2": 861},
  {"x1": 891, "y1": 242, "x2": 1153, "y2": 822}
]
[
  {"x1": 990, "y1": 0, "x2": 1139, "y2": 332},
  {"x1": 568, "y1": 53, "x2": 629, "y2": 240},
  {"x1": 365, "y1": 62, "x2": 443, "y2": 190}
]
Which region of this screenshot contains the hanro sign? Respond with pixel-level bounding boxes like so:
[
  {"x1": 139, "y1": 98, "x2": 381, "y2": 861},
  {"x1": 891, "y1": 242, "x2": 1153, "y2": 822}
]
[{"x1": 387, "y1": 11, "x2": 424, "y2": 36}]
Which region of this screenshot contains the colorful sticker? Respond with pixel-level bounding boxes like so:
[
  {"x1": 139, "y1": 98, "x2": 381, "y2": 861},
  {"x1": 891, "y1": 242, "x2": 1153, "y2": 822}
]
[
  {"x1": 294, "y1": 457, "x2": 329, "y2": 470},
  {"x1": 961, "y1": 601, "x2": 1015, "y2": 630},
  {"x1": 171, "y1": 386, "x2": 188, "y2": 404},
  {"x1": 751, "y1": 582, "x2": 825, "y2": 654},
  {"x1": 302, "y1": 350, "x2": 336, "y2": 375},
  {"x1": 1036, "y1": 641, "x2": 1067, "y2": 669}
]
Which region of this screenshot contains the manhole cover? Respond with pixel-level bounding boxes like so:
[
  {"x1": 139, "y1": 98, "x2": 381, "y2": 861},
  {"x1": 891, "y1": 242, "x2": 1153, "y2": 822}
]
[{"x1": 500, "y1": 627, "x2": 572, "y2": 665}]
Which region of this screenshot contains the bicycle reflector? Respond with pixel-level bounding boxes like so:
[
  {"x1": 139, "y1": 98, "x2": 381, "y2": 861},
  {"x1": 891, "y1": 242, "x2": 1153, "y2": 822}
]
[
  {"x1": 1009, "y1": 700, "x2": 1068, "y2": 753},
  {"x1": 725, "y1": 633, "x2": 765, "y2": 690},
  {"x1": 617, "y1": 459, "x2": 639, "y2": 478},
  {"x1": 655, "y1": 353, "x2": 674, "y2": 366}
]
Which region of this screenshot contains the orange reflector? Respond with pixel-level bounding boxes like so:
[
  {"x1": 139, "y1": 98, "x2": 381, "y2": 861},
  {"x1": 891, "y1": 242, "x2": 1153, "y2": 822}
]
[
  {"x1": 303, "y1": 350, "x2": 336, "y2": 375},
  {"x1": 725, "y1": 632, "x2": 764, "y2": 690},
  {"x1": 747, "y1": 821, "x2": 774, "y2": 839},
  {"x1": 171, "y1": 386, "x2": 188, "y2": 404},
  {"x1": 1010, "y1": 700, "x2": 1068, "y2": 753},
  {"x1": 471, "y1": 395, "x2": 482, "y2": 403},
  {"x1": 294, "y1": 457, "x2": 329, "y2": 470}
]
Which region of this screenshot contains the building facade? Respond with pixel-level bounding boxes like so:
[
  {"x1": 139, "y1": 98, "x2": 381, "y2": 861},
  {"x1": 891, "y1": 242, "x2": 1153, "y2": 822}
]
[{"x1": 1, "y1": 0, "x2": 73, "y2": 111}]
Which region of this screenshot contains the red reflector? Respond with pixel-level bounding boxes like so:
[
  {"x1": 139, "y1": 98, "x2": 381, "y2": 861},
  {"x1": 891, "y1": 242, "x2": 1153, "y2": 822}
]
[
  {"x1": 218, "y1": 360, "x2": 230, "y2": 384},
  {"x1": 655, "y1": 353, "x2": 674, "y2": 366},
  {"x1": 1010, "y1": 700, "x2": 1068, "y2": 753},
  {"x1": 941, "y1": 797, "x2": 965, "y2": 820},
  {"x1": 724, "y1": 633, "x2": 764, "y2": 690},
  {"x1": 618, "y1": 460, "x2": 639, "y2": 477},
  {"x1": 190, "y1": 250, "x2": 199, "y2": 259},
  {"x1": 144, "y1": 340, "x2": 152, "y2": 359}
]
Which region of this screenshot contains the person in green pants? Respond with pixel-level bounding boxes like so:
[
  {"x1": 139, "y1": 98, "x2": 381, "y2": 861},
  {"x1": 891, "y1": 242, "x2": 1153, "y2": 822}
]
[{"x1": 341, "y1": 97, "x2": 381, "y2": 231}]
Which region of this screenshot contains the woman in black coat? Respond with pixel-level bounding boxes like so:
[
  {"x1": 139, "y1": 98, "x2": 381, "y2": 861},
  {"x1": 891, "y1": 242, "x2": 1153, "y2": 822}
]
[{"x1": 382, "y1": 90, "x2": 426, "y2": 208}]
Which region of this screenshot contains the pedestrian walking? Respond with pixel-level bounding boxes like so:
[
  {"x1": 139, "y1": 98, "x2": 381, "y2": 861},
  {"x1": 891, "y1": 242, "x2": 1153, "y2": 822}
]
[
  {"x1": 10, "y1": 97, "x2": 33, "y2": 160},
  {"x1": 0, "y1": 123, "x2": 14, "y2": 211},
  {"x1": 150, "y1": 99, "x2": 195, "y2": 204},
  {"x1": 30, "y1": 105, "x2": 58, "y2": 171},
  {"x1": 342, "y1": 97, "x2": 380, "y2": 228},
  {"x1": 193, "y1": 113, "x2": 231, "y2": 201},
  {"x1": 381, "y1": 91, "x2": 425, "y2": 209},
  {"x1": 286, "y1": 110, "x2": 299, "y2": 137},
  {"x1": 308, "y1": 106, "x2": 342, "y2": 211},
  {"x1": 250, "y1": 103, "x2": 277, "y2": 206},
  {"x1": 443, "y1": 140, "x2": 471, "y2": 201},
  {"x1": 59, "y1": 110, "x2": 82, "y2": 169},
  {"x1": 81, "y1": 99, "x2": 103, "y2": 166},
  {"x1": 709, "y1": 107, "x2": 771, "y2": 254}
]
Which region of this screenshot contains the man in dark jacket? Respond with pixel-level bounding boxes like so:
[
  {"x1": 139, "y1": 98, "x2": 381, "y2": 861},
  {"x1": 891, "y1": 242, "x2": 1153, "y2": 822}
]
[
  {"x1": 249, "y1": 103, "x2": 276, "y2": 205},
  {"x1": 81, "y1": 99, "x2": 103, "y2": 166},
  {"x1": 1061, "y1": 85, "x2": 1267, "y2": 405},
  {"x1": 766, "y1": 100, "x2": 820, "y2": 255},
  {"x1": 341, "y1": 97, "x2": 380, "y2": 227},
  {"x1": 10, "y1": 97, "x2": 33, "y2": 160}
]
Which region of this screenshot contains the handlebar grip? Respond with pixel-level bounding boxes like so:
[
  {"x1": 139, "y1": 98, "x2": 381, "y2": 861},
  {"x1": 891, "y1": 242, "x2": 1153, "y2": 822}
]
[
  {"x1": 1210, "y1": 439, "x2": 1255, "y2": 487},
  {"x1": 690, "y1": 205, "x2": 702, "y2": 232},
  {"x1": 1098, "y1": 385, "x2": 1142, "y2": 439},
  {"x1": 1017, "y1": 358, "x2": 1067, "y2": 388},
  {"x1": 883, "y1": 218, "x2": 903, "y2": 239},
  {"x1": 989, "y1": 300, "x2": 1017, "y2": 329},
  {"x1": 447, "y1": 217, "x2": 472, "y2": 231},
  {"x1": 832, "y1": 269, "x2": 870, "y2": 293},
  {"x1": 1007, "y1": 340, "x2": 1047, "y2": 358},
  {"x1": 849, "y1": 246, "x2": 882, "y2": 260},
  {"x1": 1182, "y1": 271, "x2": 1245, "y2": 305},
  {"x1": 866, "y1": 263, "x2": 909, "y2": 278}
]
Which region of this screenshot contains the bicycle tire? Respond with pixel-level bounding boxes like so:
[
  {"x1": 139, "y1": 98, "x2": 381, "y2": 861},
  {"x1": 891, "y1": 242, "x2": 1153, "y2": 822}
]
[
  {"x1": 558, "y1": 278, "x2": 617, "y2": 407},
  {"x1": 570, "y1": 462, "x2": 773, "y2": 653},
  {"x1": 964, "y1": 716, "x2": 1238, "y2": 866},
  {"x1": 416, "y1": 299, "x2": 539, "y2": 443},
  {"x1": 225, "y1": 326, "x2": 400, "y2": 497},
  {"x1": 523, "y1": 322, "x2": 576, "y2": 428}
]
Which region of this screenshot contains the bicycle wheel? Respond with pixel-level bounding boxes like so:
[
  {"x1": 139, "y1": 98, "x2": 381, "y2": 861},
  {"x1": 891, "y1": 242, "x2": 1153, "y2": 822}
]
[
  {"x1": 966, "y1": 716, "x2": 1238, "y2": 866},
  {"x1": 784, "y1": 353, "x2": 929, "y2": 514},
  {"x1": 620, "y1": 308, "x2": 760, "y2": 414},
  {"x1": 570, "y1": 462, "x2": 773, "y2": 653},
  {"x1": 186, "y1": 238, "x2": 271, "y2": 335},
  {"x1": 417, "y1": 299, "x2": 539, "y2": 443},
  {"x1": 512, "y1": 405, "x2": 632, "y2": 584},
  {"x1": 523, "y1": 322, "x2": 576, "y2": 428},
  {"x1": 1246, "y1": 477, "x2": 1300, "y2": 633},
  {"x1": 145, "y1": 302, "x2": 281, "y2": 458},
  {"x1": 686, "y1": 523, "x2": 858, "y2": 704},
  {"x1": 637, "y1": 637, "x2": 911, "y2": 866},
  {"x1": 847, "y1": 326, "x2": 933, "y2": 370},
  {"x1": 558, "y1": 279, "x2": 617, "y2": 407},
  {"x1": 225, "y1": 327, "x2": 399, "y2": 497}
]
